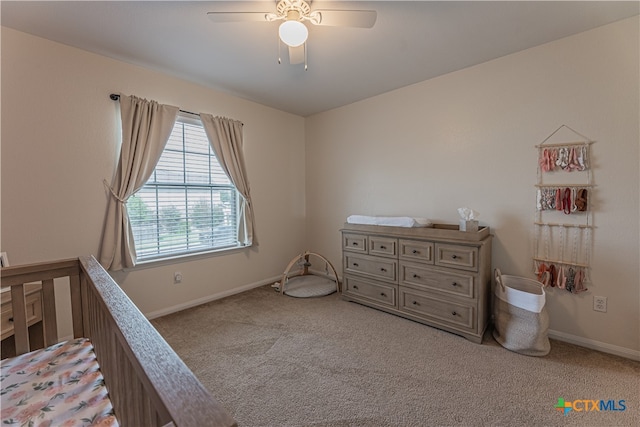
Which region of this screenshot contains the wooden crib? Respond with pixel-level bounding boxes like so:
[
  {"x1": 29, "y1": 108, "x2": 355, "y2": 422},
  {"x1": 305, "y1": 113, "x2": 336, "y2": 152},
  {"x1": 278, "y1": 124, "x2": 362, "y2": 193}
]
[{"x1": 1, "y1": 255, "x2": 237, "y2": 427}]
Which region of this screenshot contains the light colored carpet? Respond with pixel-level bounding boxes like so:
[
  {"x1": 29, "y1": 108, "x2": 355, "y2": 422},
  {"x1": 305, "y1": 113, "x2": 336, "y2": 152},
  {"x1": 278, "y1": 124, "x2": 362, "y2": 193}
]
[{"x1": 152, "y1": 285, "x2": 639, "y2": 427}]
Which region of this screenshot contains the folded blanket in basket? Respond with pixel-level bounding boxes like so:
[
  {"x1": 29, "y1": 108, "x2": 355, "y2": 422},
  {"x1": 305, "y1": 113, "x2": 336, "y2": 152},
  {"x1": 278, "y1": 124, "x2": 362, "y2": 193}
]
[{"x1": 347, "y1": 215, "x2": 432, "y2": 228}]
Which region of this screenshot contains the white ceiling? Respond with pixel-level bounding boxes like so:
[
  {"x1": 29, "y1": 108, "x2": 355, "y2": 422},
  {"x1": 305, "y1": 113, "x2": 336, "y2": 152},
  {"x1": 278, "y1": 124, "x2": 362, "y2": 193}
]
[{"x1": 2, "y1": 1, "x2": 638, "y2": 116}]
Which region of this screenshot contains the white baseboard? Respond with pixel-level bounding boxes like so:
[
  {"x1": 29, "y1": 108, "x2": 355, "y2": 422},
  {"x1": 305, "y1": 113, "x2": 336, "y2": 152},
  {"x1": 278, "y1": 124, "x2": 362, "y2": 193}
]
[
  {"x1": 549, "y1": 329, "x2": 640, "y2": 361},
  {"x1": 55, "y1": 277, "x2": 281, "y2": 343},
  {"x1": 141, "y1": 279, "x2": 639, "y2": 362},
  {"x1": 144, "y1": 275, "x2": 281, "y2": 320}
]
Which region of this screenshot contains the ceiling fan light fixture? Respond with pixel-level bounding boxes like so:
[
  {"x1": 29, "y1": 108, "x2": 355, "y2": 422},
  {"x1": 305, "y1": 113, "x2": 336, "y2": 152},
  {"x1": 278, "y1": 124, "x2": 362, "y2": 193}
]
[{"x1": 279, "y1": 20, "x2": 308, "y2": 47}]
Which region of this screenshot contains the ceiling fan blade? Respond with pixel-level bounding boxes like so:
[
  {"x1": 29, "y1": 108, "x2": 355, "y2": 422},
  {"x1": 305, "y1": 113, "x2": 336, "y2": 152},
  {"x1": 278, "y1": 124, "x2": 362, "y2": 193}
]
[
  {"x1": 311, "y1": 10, "x2": 377, "y2": 28},
  {"x1": 288, "y1": 45, "x2": 305, "y2": 65},
  {"x1": 207, "y1": 12, "x2": 272, "y2": 23}
]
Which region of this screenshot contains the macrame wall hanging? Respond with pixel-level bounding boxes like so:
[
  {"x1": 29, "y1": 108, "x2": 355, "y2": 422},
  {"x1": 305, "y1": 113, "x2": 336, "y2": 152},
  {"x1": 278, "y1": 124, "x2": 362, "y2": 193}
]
[{"x1": 533, "y1": 125, "x2": 594, "y2": 294}]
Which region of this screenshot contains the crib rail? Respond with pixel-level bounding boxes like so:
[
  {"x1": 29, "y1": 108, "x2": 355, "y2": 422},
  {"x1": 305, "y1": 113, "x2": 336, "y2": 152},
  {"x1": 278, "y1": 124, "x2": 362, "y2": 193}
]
[
  {"x1": 1, "y1": 256, "x2": 236, "y2": 427},
  {"x1": 1, "y1": 258, "x2": 81, "y2": 355}
]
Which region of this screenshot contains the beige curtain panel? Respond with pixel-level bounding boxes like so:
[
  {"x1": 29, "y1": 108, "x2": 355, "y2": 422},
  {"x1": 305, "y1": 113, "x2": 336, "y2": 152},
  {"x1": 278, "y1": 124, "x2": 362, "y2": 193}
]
[
  {"x1": 99, "y1": 95, "x2": 179, "y2": 270},
  {"x1": 200, "y1": 114, "x2": 256, "y2": 246}
]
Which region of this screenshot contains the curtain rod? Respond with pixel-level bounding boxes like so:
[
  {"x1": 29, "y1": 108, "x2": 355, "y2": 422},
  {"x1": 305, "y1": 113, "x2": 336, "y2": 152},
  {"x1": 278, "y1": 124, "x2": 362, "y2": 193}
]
[{"x1": 109, "y1": 94, "x2": 199, "y2": 116}]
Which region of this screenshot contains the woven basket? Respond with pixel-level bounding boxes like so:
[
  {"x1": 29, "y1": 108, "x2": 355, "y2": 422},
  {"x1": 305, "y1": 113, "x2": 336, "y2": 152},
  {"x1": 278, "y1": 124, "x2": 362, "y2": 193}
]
[{"x1": 493, "y1": 269, "x2": 550, "y2": 356}]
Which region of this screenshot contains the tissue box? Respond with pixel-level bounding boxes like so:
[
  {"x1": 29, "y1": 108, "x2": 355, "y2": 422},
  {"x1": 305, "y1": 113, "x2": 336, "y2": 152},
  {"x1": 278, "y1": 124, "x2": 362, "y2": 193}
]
[{"x1": 459, "y1": 220, "x2": 479, "y2": 232}]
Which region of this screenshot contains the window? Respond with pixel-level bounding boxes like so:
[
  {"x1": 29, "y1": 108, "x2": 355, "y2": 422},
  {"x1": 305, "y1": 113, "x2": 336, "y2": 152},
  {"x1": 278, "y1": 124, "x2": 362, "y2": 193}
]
[{"x1": 128, "y1": 115, "x2": 239, "y2": 261}]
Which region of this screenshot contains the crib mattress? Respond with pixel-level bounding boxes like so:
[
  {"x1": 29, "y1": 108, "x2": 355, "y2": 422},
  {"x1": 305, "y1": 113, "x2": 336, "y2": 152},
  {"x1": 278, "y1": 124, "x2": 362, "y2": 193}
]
[{"x1": 1, "y1": 338, "x2": 118, "y2": 427}]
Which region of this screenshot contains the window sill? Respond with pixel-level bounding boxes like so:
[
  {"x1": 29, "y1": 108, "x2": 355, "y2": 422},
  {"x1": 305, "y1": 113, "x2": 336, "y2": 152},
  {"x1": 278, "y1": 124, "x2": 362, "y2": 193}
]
[{"x1": 127, "y1": 244, "x2": 250, "y2": 271}]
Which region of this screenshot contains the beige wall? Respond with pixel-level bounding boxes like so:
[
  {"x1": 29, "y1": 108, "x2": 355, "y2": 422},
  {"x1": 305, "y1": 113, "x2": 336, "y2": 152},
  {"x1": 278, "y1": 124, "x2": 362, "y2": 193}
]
[
  {"x1": 2, "y1": 16, "x2": 639, "y2": 358},
  {"x1": 306, "y1": 16, "x2": 639, "y2": 357},
  {"x1": 1, "y1": 28, "x2": 307, "y2": 317}
]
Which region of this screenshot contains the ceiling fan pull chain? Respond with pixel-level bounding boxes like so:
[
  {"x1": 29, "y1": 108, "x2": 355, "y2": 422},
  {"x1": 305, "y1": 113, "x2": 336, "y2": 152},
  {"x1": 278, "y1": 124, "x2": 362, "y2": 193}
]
[
  {"x1": 304, "y1": 42, "x2": 308, "y2": 71},
  {"x1": 277, "y1": 37, "x2": 282, "y2": 65}
]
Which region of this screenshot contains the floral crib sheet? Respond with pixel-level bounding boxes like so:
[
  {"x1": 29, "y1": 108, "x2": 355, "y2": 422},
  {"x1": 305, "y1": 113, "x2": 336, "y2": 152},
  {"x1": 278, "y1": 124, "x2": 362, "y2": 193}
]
[{"x1": 1, "y1": 338, "x2": 118, "y2": 427}]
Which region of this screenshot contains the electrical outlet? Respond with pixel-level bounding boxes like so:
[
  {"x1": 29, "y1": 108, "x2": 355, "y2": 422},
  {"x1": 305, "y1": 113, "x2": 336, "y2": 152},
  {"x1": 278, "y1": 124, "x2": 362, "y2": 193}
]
[
  {"x1": 593, "y1": 296, "x2": 607, "y2": 312},
  {"x1": 174, "y1": 271, "x2": 183, "y2": 284}
]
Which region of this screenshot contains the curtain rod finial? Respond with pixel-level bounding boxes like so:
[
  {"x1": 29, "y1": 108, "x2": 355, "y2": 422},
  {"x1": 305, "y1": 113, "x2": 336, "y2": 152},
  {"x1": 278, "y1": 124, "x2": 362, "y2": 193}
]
[{"x1": 110, "y1": 94, "x2": 120, "y2": 101}]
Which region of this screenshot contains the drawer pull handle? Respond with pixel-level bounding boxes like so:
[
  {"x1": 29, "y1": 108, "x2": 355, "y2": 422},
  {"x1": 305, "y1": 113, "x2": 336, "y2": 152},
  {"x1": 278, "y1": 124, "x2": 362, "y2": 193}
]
[
  {"x1": 412, "y1": 250, "x2": 419, "y2": 254},
  {"x1": 352, "y1": 242, "x2": 359, "y2": 246},
  {"x1": 380, "y1": 268, "x2": 387, "y2": 272},
  {"x1": 8, "y1": 317, "x2": 14, "y2": 323},
  {"x1": 353, "y1": 285, "x2": 359, "y2": 290},
  {"x1": 353, "y1": 263, "x2": 359, "y2": 267},
  {"x1": 451, "y1": 282, "x2": 458, "y2": 287},
  {"x1": 451, "y1": 254, "x2": 458, "y2": 259},
  {"x1": 412, "y1": 301, "x2": 420, "y2": 306},
  {"x1": 380, "y1": 292, "x2": 386, "y2": 297},
  {"x1": 451, "y1": 311, "x2": 457, "y2": 316},
  {"x1": 380, "y1": 245, "x2": 387, "y2": 249},
  {"x1": 413, "y1": 274, "x2": 420, "y2": 279}
]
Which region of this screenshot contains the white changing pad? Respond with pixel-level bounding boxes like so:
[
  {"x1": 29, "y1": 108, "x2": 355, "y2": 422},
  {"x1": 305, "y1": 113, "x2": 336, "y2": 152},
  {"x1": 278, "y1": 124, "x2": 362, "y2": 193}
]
[{"x1": 347, "y1": 215, "x2": 432, "y2": 228}]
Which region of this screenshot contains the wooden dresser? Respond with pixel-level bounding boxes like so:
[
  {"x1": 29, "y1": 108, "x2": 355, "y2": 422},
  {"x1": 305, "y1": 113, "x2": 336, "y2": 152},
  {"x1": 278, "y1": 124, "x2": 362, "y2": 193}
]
[
  {"x1": 1, "y1": 283, "x2": 43, "y2": 359},
  {"x1": 341, "y1": 223, "x2": 492, "y2": 343}
]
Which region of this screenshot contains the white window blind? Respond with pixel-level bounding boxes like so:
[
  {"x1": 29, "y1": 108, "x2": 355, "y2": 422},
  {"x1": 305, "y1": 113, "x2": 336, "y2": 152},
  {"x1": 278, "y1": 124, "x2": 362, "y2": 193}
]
[{"x1": 128, "y1": 115, "x2": 239, "y2": 260}]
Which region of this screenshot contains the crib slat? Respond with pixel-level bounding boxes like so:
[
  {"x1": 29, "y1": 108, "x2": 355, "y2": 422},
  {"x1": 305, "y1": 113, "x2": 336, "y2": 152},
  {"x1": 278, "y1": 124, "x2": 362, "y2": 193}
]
[
  {"x1": 70, "y1": 273, "x2": 84, "y2": 338},
  {"x1": 10, "y1": 284, "x2": 30, "y2": 354},
  {"x1": 41, "y1": 278, "x2": 58, "y2": 347}
]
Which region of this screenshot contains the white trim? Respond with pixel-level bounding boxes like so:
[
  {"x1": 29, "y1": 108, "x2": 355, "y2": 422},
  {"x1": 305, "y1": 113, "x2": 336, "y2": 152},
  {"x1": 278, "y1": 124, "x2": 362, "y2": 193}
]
[
  {"x1": 64, "y1": 326, "x2": 640, "y2": 361},
  {"x1": 65, "y1": 282, "x2": 639, "y2": 362},
  {"x1": 132, "y1": 244, "x2": 246, "y2": 270},
  {"x1": 548, "y1": 329, "x2": 640, "y2": 361},
  {"x1": 144, "y1": 275, "x2": 281, "y2": 320}
]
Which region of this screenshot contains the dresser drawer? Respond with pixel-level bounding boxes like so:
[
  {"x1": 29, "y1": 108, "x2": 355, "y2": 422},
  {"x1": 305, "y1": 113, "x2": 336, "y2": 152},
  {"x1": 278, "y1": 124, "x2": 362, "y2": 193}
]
[
  {"x1": 399, "y1": 239, "x2": 434, "y2": 263},
  {"x1": 400, "y1": 262, "x2": 475, "y2": 299},
  {"x1": 1, "y1": 292, "x2": 43, "y2": 340},
  {"x1": 435, "y1": 243, "x2": 478, "y2": 272},
  {"x1": 343, "y1": 277, "x2": 396, "y2": 307},
  {"x1": 399, "y1": 288, "x2": 475, "y2": 331},
  {"x1": 344, "y1": 253, "x2": 397, "y2": 283},
  {"x1": 369, "y1": 236, "x2": 397, "y2": 257},
  {"x1": 343, "y1": 233, "x2": 368, "y2": 253}
]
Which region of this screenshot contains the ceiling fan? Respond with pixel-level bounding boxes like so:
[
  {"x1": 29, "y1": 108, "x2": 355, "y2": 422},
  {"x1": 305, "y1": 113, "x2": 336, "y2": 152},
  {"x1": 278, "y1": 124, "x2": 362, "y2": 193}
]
[{"x1": 207, "y1": 0, "x2": 377, "y2": 69}]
